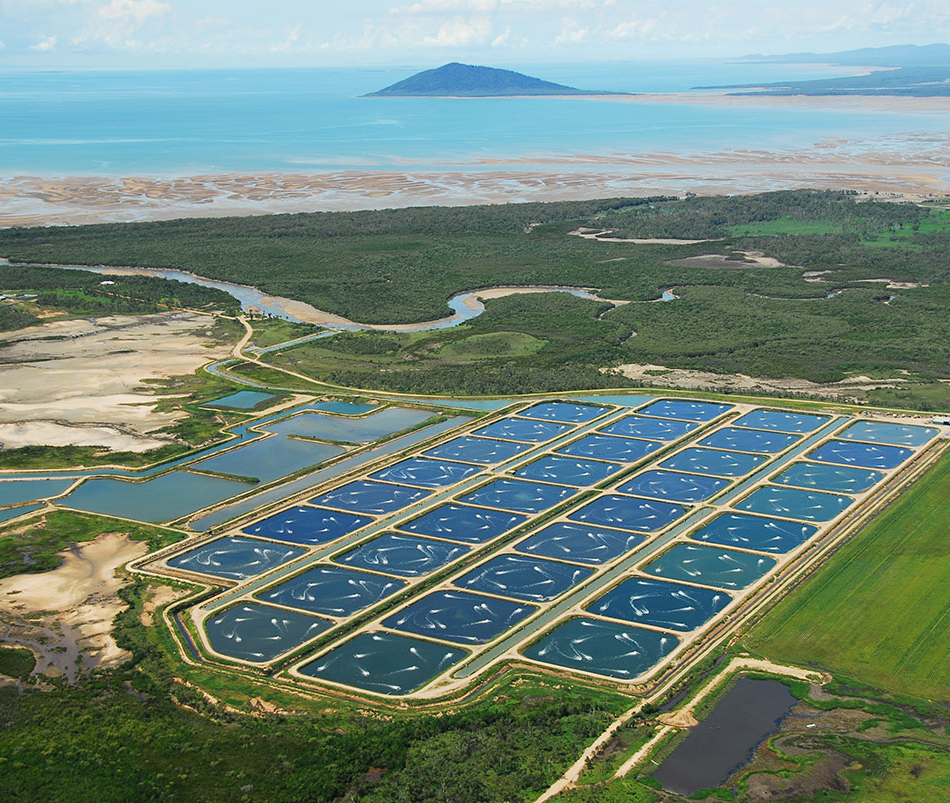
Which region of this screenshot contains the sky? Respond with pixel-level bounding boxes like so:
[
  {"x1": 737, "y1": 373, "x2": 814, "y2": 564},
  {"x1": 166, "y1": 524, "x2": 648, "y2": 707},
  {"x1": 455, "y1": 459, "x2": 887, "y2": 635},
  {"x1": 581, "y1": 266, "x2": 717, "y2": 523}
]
[{"x1": 1, "y1": 0, "x2": 948, "y2": 68}]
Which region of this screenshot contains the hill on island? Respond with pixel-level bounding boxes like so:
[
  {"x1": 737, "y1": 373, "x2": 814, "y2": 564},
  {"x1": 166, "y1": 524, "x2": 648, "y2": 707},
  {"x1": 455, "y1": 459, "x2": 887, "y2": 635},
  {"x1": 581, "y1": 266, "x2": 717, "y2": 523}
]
[{"x1": 365, "y1": 63, "x2": 619, "y2": 97}]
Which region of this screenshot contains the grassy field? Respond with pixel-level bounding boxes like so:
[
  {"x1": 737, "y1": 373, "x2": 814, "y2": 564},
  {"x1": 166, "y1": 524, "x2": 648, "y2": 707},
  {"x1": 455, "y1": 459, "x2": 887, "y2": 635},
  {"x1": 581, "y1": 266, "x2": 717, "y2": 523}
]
[{"x1": 743, "y1": 448, "x2": 950, "y2": 701}]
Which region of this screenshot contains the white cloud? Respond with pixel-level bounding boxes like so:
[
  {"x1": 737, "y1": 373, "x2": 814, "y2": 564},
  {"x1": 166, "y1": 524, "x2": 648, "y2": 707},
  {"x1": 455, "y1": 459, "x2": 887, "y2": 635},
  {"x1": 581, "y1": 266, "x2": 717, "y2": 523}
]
[
  {"x1": 492, "y1": 26, "x2": 511, "y2": 46},
  {"x1": 421, "y1": 17, "x2": 493, "y2": 46},
  {"x1": 392, "y1": 0, "x2": 501, "y2": 13},
  {"x1": 270, "y1": 22, "x2": 302, "y2": 52},
  {"x1": 29, "y1": 34, "x2": 58, "y2": 51},
  {"x1": 98, "y1": 0, "x2": 171, "y2": 24},
  {"x1": 554, "y1": 17, "x2": 588, "y2": 44}
]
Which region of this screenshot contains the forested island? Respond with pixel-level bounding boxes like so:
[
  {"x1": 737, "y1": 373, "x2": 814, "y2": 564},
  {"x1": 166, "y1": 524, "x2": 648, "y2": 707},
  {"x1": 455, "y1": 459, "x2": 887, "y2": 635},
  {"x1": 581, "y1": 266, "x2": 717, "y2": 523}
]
[{"x1": 365, "y1": 62, "x2": 619, "y2": 97}]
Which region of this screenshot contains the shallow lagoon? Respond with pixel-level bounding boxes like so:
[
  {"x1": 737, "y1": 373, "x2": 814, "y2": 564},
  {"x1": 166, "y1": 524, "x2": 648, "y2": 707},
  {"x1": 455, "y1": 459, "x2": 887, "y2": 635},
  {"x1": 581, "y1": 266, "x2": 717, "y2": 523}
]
[
  {"x1": 523, "y1": 617, "x2": 679, "y2": 680},
  {"x1": 205, "y1": 390, "x2": 276, "y2": 410},
  {"x1": 299, "y1": 631, "x2": 466, "y2": 695}
]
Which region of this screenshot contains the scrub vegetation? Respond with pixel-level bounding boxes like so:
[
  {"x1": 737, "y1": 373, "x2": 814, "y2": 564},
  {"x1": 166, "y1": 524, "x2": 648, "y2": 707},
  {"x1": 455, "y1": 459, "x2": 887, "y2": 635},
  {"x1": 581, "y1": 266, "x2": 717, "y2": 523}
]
[
  {"x1": 742, "y1": 449, "x2": 950, "y2": 701},
  {"x1": 2, "y1": 191, "x2": 947, "y2": 407}
]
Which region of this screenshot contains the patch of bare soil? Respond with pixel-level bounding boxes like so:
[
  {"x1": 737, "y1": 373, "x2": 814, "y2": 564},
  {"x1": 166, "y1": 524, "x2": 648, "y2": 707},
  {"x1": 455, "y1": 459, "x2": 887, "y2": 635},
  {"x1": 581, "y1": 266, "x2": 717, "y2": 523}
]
[
  {"x1": 0, "y1": 532, "x2": 148, "y2": 681},
  {"x1": 665, "y1": 250, "x2": 791, "y2": 269},
  {"x1": 0, "y1": 311, "x2": 232, "y2": 451},
  {"x1": 139, "y1": 583, "x2": 188, "y2": 627}
]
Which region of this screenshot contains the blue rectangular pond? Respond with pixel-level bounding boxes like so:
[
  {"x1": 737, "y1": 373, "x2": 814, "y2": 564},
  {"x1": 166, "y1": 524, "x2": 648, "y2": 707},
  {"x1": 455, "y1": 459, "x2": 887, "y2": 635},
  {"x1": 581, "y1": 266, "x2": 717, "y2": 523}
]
[
  {"x1": 568, "y1": 495, "x2": 686, "y2": 533},
  {"x1": 455, "y1": 554, "x2": 593, "y2": 602},
  {"x1": 0, "y1": 478, "x2": 74, "y2": 507},
  {"x1": 732, "y1": 409, "x2": 830, "y2": 433},
  {"x1": 266, "y1": 406, "x2": 430, "y2": 444},
  {"x1": 256, "y1": 565, "x2": 406, "y2": 617},
  {"x1": 616, "y1": 470, "x2": 730, "y2": 503},
  {"x1": 369, "y1": 457, "x2": 482, "y2": 488},
  {"x1": 309, "y1": 480, "x2": 432, "y2": 515},
  {"x1": 167, "y1": 535, "x2": 306, "y2": 580},
  {"x1": 660, "y1": 447, "x2": 767, "y2": 477},
  {"x1": 333, "y1": 532, "x2": 470, "y2": 578},
  {"x1": 384, "y1": 590, "x2": 536, "y2": 645},
  {"x1": 598, "y1": 414, "x2": 699, "y2": 441},
  {"x1": 690, "y1": 512, "x2": 818, "y2": 554},
  {"x1": 517, "y1": 401, "x2": 607, "y2": 424},
  {"x1": 808, "y1": 439, "x2": 914, "y2": 470},
  {"x1": 457, "y1": 479, "x2": 577, "y2": 514},
  {"x1": 770, "y1": 462, "x2": 884, "y2": 494},
  {"x1": 642, "y1": 543, "x2": 776, "y2": 590},
  {"x1": 204, "y1": 602, "x2": 331, "y2": 663},
  {"x1": 514, "y1": 455, "x2": 623, "y2": 486},
  {"x1": 61, "y1": 471, "x2": 249, "y2": 523},
  {"x1": 192, "y1": 436, "x2": 345, "y2": 483},
  {"x1": 838, "y1": 420, "x2": 938, "y2": 448},
  {"x1": 0, "y1": 503, "x2": 44, "y2": 523},
  {"x1": 586, "y1": 576, "x2": 732, "y2": 631},
  {"x1": 639, "y1": 399, "x2": 732, "y2": 421},
  {"x1": 473, "y1": 417, "x2": 573, "y2": 443},
  {"x1": 698, "y1": 427, "x2": 800, "y2": 454},
  {"x1": 298, "y1": 631, "x2": 466, "y2": 695},
  {"x1": 734, "y1": 485, "x2": 854, "y2": 522},
  {"x1": 515, "y1": 521, "x2": 645, "y2": 565},
  {"x1": 397, "y1": 503, "x2": 527, "y2": 544},
  {"x1": 424, "y1": 435, "x2": 532, "y2": 465},
  {"x1": 522, "y1": 617, "x2": 679, "y2": 680},
  {"x1": 241, "y1": 506, "x2": 372, "y2": 546},
  {"x1": 557, "y1": 434, "x2": 663, "y2": 463}
]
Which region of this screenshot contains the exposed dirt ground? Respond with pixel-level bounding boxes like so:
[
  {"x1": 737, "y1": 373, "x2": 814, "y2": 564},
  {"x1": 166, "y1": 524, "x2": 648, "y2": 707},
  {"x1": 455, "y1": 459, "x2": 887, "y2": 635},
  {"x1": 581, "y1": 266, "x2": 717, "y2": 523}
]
[
  {"x1": 0, "y1": 311, "x2": 232, "y2": 451},
  {"x1": 0, "y1": 532, "x2": 148, "y2": 681}
]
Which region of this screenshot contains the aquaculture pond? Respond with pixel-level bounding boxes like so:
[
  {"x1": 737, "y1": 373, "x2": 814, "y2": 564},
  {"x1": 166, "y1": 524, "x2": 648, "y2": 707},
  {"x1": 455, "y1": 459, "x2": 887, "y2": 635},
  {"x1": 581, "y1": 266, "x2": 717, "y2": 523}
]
[
  {"x1": 383, "y1": 590, "x2": 536, "y2": 645},
  {"x1": 568, "y1": 494, "x2": 686, "y2": 533},
  {"x1": 192, "y1": 436, "x2": 344, "y2": 483},
  {"x1": 515, "y1": 521, "x2": 645, "y2": 565},
  {"x1": 598, "y1": 414, "x2": 699, "y2": 441},
  {"x1": 424, "y1": 435, "x2": 531, "y2": 465},
  {"x1": 0, "y1": 478, "x2": 74, "y2": 508},
  {"x1": 266, "y1": 406, "x2": 430, "y2": 443},
  {"x1": 61, "y1": 471, "x2": 248, "y2": 523},
  {"x1": 642, "y1": 544, "x2": 776, "y2": 590},
  {"x1": 369, "y1": 457, "x2": 482, "y2": 488},
  {"x1": 809, "y1": 439, "x2": 914, "y2": 470},
  {"x1": 523, "y1": 617, "x2": 679, "y2": 680},
  {"x1": 256, "y1": 566, "x2": 406, "y2": 617},
  {"x1": 652, "y1": 678, "x2": 797, "y2": 795},
  {"x1": 731, "y1": 409, "x2": 830, "y2": 433},
  {"x1": 397, "y1": 503, "x2": 527, "y2": 544},
  {"x1": 513, "y1": 454, "x2": 622, "y2": 486},
  {"x1": 455, "y1": 554, "x2": 593, "y2": 603},
  {"x1": 838, "y1": 420, "x2": 938, "y2": 447},
  {"x1": 241, "y1": 505, "x2": 372, "y2": 546},
  {"x1": 616, "y1": 470, "x2": 730, "y2": 503},
  {"x1": 203, "y1": 602, "x2": 331, "y2": 663},
  {"x1": 690, "y1": 513, "x2": 817, "y2": 554},
  {"x1": 473, "y1": 417, "x2": 573, "y2": 443},
  {"x1": 298, "y1": 632, "x2": 466, "y2": 695},
  {"x1": 639, "y1": 400, "x2": 732, "y2": 421},
  {"x1": 457, "y1": 478, "x2": 577, "y2": 514},
  {"x1": 557, "y1": 434, "x2": 663, "y2": 463},
  {"x1": 309, "y1": 480, "x2": 433, "y2": 515},
  {"x1": 334, "y1": 533, "x2": 470, "y2": 578},
  {"x1": 771, "y1": 462, "x2": 884, "y2": 494},
  {"x1": 517, "y1": 400, "x2": 607, "y2": 423},
  {"x1": 586, "y1": 576, "x2": 732, "y2": 631},
  {"x1": 0, "y1": 503, "x2": 43, "y2": 523},
  {"x1": 735, "y1": 485, "x2": 853, "y2": 522},
  {"x1": 205, "y1": 390, "x2": 276, "y2": 410},
  {"x1": 660, "y1": 447, "x2": 767, "y2": 477},
  {"x1": 167, "y1": 535, "x2": 306, "y2": 581},
  {"x1": 698, "y1": 427, "x2": 800, "y2": 454}
]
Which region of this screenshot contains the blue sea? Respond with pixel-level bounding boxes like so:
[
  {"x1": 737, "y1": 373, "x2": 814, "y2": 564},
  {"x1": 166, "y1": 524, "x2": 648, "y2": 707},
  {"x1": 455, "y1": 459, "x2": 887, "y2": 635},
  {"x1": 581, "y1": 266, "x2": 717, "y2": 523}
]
[{"x1": 1, "y1": 61, "x2": 946, "y2": 176}]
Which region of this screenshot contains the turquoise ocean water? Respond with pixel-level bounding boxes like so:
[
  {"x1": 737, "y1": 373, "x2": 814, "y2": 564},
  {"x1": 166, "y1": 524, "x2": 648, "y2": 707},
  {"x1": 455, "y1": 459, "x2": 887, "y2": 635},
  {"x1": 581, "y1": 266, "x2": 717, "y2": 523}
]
[{"x1": 1, "y1": 61, "x2": 946, "y2": 176}]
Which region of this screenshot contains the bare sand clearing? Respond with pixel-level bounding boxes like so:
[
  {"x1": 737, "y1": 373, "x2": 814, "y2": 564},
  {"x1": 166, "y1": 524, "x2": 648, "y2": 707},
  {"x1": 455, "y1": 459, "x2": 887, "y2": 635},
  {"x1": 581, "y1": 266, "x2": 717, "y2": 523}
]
[
  {"x1": 568, "y1": 227, "x2": 714, "y2": 245},
  {"x1": 0, "y1": 531, "x2": 148, "y2": 680},
  {"x1": 0, "y1": 311, "x2": 232, "y2": 450},
  {"x1": 609, "y1": 363, "x2": 909, "y2": 398}
]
